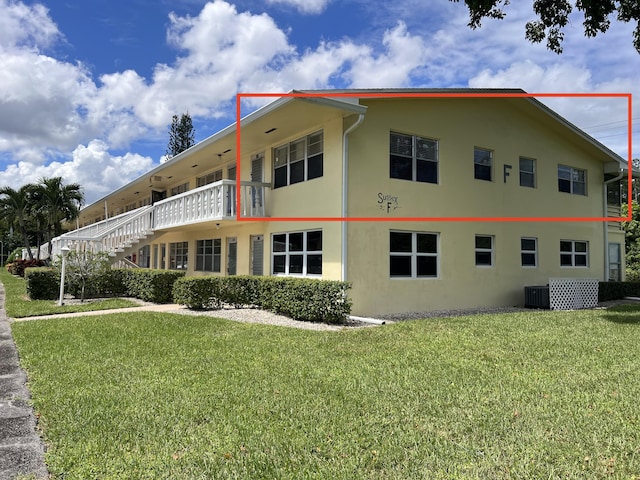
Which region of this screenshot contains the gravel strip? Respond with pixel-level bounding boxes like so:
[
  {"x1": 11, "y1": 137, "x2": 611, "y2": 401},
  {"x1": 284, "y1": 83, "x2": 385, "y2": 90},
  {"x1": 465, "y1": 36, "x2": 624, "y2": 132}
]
[{"x1": 164, "y1": 306, "x2": 372, "y2": 331}]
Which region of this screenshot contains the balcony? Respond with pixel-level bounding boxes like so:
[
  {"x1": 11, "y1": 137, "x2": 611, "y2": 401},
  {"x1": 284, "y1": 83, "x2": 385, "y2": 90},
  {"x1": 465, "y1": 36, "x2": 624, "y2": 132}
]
[{"x1": 50, "y1": 180, "x2": 269, "y2": 260}]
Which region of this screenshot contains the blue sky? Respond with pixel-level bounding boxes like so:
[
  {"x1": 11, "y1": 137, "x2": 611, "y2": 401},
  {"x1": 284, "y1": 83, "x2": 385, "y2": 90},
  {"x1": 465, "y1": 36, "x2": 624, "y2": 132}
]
[{"x1": 0, "y1": 0, "x2": 638, "y2": 204}]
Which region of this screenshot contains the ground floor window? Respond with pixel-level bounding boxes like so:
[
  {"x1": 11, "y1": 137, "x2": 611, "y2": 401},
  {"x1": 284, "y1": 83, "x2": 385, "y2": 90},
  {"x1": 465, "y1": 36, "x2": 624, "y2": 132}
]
[
  {"x1": 521, "y1": 237, "x2": 537, "y2": 267},
  {"x1": 196, "y1": 239, "x2": 221, "y2": 272},
  {"x1": 389, "y1": 231, "x2": 438, "y2": 278},
  {"x1": 560, "y1": 240, "x2": 588, "y2": 267},
  {"x1": 169, "y1": 241, "x2": 188, "y2": 270},
  {"x1": 272, "y1": 230, "x2": 322, "y2": 276},
  {"x1": 475, "y1": 235, "x2": 494, "y2": 267}
]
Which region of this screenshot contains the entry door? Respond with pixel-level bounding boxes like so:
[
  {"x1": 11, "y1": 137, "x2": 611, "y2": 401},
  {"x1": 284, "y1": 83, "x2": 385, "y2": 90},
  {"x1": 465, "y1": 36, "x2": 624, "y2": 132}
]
[
  {"x1": 250, "y1": 235, "x2": 264, "y2": 276},
  {"x1": 227, "y1": 237, "x2": 237, "y2": 275},
  {"x1": 227, "y1": 166, "x2": 237, "y2": 216},
  {"x1": 251, "y1": 154, "x2": 264, "y2": 216}
]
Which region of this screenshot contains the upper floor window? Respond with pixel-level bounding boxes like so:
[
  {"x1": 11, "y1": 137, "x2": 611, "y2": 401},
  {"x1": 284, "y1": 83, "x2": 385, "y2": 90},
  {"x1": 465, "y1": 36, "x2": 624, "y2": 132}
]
[
  {"x1": 519, "y1": 157, "x2": 536, "y2": 188},
  {"x1": 171, "y1": 182, "x2": 189, "y2": 196},
  {"x1": 196, "y1": 169, "x2": 223, "y2": 187},
  {"x1": 389, "y1": 132, "x2": 438, "y2": 184},
  {"x1": 390, "y1": 231, "x2": 438, "y2": 278},
  {"x1": 558, "y1": 165, "x2": 586, "y2": 195},
  {"x1": 474, "y1": 147, "x2": 492, "y2": 181},
  {"x1": 272, "y1": 230, "x2": 322, "y2": 276},
  {"x1": 273, "y1": 131, "x2": 323, "y2": 189}
]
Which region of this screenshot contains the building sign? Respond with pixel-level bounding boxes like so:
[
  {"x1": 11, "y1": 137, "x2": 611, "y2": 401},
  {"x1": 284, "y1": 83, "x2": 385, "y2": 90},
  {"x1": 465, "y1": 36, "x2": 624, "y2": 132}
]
[{"x1": 378, "y1": 192, "x2": 400, "y2": 213}]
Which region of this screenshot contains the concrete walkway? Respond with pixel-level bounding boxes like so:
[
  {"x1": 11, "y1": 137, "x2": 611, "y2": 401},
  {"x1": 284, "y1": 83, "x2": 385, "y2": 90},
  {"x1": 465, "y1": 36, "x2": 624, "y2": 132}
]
[
  {"x1": 0, "y1": 285, "x2": 48, "y2": 480},
  {"x1": 15, "y1": 302, "x2": 182, "y2": 322}
]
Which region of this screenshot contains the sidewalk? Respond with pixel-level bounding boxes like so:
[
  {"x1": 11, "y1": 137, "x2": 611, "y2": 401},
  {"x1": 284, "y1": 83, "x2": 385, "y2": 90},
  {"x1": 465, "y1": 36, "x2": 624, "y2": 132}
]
[
  {"x1": 15, "y1": 302, "x2": 183, "y2": 322},
  {"x1": 0, "y1": 285, "x2": 48, "y2": 480}
]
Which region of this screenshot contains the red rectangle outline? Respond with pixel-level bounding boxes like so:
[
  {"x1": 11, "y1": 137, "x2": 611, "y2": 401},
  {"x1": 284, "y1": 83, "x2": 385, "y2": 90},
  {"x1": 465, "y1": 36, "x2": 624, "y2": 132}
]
[{"x1": 235, "y1": 91, "x2": 633, "y2": 223}]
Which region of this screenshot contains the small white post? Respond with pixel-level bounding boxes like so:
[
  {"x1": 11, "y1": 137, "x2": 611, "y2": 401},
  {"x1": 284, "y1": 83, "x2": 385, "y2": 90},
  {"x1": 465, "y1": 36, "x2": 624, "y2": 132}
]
[{"x1": 58, "y1": 246, "x2": 70, "y2": 306}]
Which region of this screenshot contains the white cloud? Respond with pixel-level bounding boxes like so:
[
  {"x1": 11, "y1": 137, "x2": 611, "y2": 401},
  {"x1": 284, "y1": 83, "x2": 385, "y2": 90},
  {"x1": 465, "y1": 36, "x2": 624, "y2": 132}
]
[
  {"x1": 0, "y1": 140, "x2": 154, "y2": 204},
  {"x1": 266, "y1": 0, "x2": 330, "y2": 14},
  {"x1": 0, "y1": 0, "x2": 60, "y2": 51}
]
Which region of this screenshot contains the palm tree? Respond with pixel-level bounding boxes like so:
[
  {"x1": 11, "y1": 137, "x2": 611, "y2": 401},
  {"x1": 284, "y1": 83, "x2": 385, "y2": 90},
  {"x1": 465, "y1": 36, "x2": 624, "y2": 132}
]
[
  {"x1": 32, "y1": 177, "x2": 84, "y2": 257},
  {"x1": 0, "y1": 185, "x2": 36, "y2": 260}
]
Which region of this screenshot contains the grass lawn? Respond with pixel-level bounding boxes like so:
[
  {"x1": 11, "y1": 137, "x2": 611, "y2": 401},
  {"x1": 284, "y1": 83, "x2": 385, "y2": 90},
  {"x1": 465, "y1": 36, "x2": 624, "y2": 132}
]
[
  {"x1": 0, "y1": 268, "x2": 139, "y2": 317},
  {"x1": 10, "y1": 304, "x2": 640, "y2": 479}
]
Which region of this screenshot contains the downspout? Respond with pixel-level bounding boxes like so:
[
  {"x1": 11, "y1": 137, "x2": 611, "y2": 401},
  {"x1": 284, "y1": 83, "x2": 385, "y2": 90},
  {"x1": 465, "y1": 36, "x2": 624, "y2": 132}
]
[
  {"x1": 341, "y1": 113, "x2": 365, "y2": 281},
  {"x1": 604, "y1": 170, "x2": 624, "y2": 281}
]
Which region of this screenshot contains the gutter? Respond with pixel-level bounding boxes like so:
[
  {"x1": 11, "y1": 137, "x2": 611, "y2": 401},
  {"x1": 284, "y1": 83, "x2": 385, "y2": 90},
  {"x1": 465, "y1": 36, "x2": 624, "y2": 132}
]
[
  {"x1": 341, "y1": 113, "x2": 366, "y2": 282},
  {"x1": 604, "y1": 169, "x2": 624, "y2": 281}
]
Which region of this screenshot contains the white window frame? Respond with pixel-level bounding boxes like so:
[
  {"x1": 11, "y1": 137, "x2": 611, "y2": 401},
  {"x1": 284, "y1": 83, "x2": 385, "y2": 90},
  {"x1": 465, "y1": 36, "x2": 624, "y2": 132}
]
[
  {"x1": 273, "y1": 131, "x2": 323, "y2": 189},
  {"x1": 519, "y1": 157, "x2": 536, "y2": 188},
  {"x1": 195, "y1": 238, "x2": 221, "y2": 272},
  {"x1": 389, "y1": 132, "x2": 439, "y2": 184},
  {"x1": 558, "y1": 165, "x2": 587, "y2": 195},
  {"x1": 474, "y1": 147, "x2": 493, "y2": 181},
  {"x1": 560, "y1": 240, "x2": 589, "y2": 268},
  {"x1": 521, "y1": 237, "x2": 538, "y2": 268},
  {"x1": 389, "y1": 231, "x2": 439, "y2": 279},
  {"x1": 475, "y1": 235, "x2": 494, "y2": 267},
  {"x1": 271, "y1": 230, "x2": 322, "y2": 277}
]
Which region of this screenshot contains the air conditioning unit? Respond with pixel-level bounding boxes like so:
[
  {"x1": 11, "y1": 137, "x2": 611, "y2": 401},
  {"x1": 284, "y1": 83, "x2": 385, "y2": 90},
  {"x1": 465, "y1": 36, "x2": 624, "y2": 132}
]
[{"x1": 524, "y1": 286, "x2": 550, "y2": 309}]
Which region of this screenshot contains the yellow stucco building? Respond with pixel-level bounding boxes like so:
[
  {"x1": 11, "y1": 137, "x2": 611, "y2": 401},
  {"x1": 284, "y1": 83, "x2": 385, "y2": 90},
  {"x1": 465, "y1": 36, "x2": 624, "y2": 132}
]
[{"x1": 54, "y1": 90, "x2": 628, "y2": 316}]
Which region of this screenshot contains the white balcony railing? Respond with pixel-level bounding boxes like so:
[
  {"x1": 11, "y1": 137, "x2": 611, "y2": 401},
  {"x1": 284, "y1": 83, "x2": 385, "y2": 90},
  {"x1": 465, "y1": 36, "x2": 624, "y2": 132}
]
[{"x1": 49, "y1": 180, "x2": 269, "y2": 259}]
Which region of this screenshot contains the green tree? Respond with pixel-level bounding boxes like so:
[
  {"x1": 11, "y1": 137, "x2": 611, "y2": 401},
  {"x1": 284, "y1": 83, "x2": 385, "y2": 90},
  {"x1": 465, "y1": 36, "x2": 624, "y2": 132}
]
[
  {"x1": 451, "y1": 0, "x2": 640, "y2": 54},
  {"x1": 31, "y1": 177, "x2": 84, "y2": 258},
  {"x1": 166, "y1": 113, "x2": 196, "y2": 158},
  {"x1": 623, "y1": 200, "x2": 640, "y2": 279},
  {"x1": 0, "y1": 185, "x2": 36, "y2": 260}
]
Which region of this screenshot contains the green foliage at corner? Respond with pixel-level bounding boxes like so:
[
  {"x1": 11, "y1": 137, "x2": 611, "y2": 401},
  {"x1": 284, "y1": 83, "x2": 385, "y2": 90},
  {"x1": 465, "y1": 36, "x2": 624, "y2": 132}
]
[
  {"x1": 25, "y1": 267, "x2": 59, "y2": 300},
  {"x1": 173, "y1": 275, "x2": 352, "y2": 323},
  {"x1": 623, "y1": 201, "x2": 640, "y2": 280},
  {"x1": 118, "y1": 269, "x2": 186, "y2": 304}
]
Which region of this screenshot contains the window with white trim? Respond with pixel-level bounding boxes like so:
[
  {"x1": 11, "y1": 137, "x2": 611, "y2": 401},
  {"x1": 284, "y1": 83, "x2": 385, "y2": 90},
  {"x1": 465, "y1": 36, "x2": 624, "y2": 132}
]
[
  {"x1": 273, "y1": 131, "x2": 323, "y2": 189},
  {"x1": 196, "y1": 169, "x2": 223, "y2": 187},
  {"x1": 169, "y1": 241, "x2": 188, "y2": 270},
  {"x1": 475, "y1": 235, "x2": 494, "y2": 266},
  {"x1": 390, "y1": 231, "x2": 438, "y2": 278},
  {"x1": 558, "y1": 165, "x2": 586, "y2": 195},
  {"x1": 519, "y1": 157, "x2": 536, "y2": 188},
  {"x1": 272, "y1": 230, "x2": 322, "y2": 276},
  {"x1": 521, "y1": 237, "x2": 537, "y2": 267},
  {"x1": 560, "y1": 240, "x2": 588, "y2": 267},
  {"x1": 389, "y1": 132, "x2": 438, "y2": 183},
  {"x1": 196, "y1": 239, "x2": 221, "y2": 272},
  {"x1": 474, "y1": 147, "x2": 492, "y2": 181}
]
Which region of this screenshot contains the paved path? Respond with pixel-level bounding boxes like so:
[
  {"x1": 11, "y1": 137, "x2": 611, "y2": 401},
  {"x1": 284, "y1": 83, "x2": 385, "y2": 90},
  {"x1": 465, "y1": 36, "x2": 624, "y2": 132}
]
[{"x1": 0, "y1": 285, "x2": 48, "y2": 480}]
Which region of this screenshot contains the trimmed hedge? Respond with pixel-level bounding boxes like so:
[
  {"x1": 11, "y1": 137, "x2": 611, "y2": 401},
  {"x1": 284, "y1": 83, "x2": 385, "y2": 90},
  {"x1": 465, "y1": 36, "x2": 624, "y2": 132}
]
[
  {"x1": 173, "y1": 275, "x2": 352, "y2": 324},
  {"x1": 25, "y1": 267, "x2": 59, "y2": 300},
  {"x1": 599, "y1": 281, "x2": 640, "y2": 302},
  {"x1": 117, "y1": 269, "x2": 186, "y2": 304}
]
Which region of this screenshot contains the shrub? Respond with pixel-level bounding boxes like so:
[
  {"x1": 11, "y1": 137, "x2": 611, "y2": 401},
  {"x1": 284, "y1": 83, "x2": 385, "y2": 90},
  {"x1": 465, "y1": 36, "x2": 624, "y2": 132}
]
[
  {"x1": 259, "y1": 277, "x2": 352, "y2": 324},
  {"x1": 219, "y1": 276, "x2": 262, "y2": 308},
  {"x1": 6, "y1": 259, "x2": 46, "y2": 277},
  {"x1": 599, "y1": 281, "x2": 640, "y2": 302},
  {"x1": 173, "y1": 276, "x2": 223, "y2": 310},
  {"x1": 173, "y1": 276, "x2": 352, "y2": 323},
  {"x1": 25, "y1": 267, "x2": 59, "y2": 300},
  {"x1": 118, "y1": 269, "x2": 186, "y2": 304}
]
